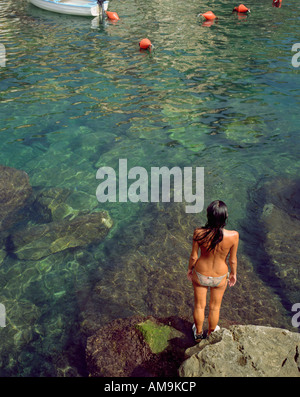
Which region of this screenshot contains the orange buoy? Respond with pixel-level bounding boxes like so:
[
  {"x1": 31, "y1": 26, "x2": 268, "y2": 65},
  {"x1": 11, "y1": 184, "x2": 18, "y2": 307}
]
[
  {"x1": 106, "y1": 11, "x2": 120, "y2": 20},
  {"x1": 233, "y1": 4, "x2": 250, "y2": 13},
  {"x1": 201, "y1": 11, "x2": 217, "y2": 20},
  {"x1": 139, "y1": 38, "x2": 152, "y2": 50}
]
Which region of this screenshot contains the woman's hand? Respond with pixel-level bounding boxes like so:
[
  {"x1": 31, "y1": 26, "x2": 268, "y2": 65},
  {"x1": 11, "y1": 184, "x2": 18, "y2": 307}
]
[
  {"x1": 187, "y1": 268, "x2": 194, "y2": 282},
  {"x1": 228, "y1": 273, "x2": 237, "y2": 287}
]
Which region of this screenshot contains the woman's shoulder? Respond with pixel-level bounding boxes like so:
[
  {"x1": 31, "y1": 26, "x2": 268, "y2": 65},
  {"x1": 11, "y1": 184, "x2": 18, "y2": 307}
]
[{"x1": 223, "y1": 229, "x2": 239, "y2": 239}]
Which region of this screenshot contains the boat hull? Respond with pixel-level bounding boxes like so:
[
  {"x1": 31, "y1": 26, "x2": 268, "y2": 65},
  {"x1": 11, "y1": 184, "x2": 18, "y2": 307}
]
[{"x1": 28, "y1": 0, "x2": 108, "y2": 17}]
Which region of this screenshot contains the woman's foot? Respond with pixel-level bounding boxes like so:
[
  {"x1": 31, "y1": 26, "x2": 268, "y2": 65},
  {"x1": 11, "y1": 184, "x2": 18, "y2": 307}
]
[
  {"x1": 192, "y1": 323, "x2": 205, "y2": 342},
  {"x1": 207, "y1": 325, "x2": 220, "y2": 336}
]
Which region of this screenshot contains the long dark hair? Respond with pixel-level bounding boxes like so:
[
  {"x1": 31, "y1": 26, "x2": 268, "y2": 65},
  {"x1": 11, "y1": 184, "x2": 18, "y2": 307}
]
[{"x1": 193, "y1": 200, "x2": 228, "y2": 252}]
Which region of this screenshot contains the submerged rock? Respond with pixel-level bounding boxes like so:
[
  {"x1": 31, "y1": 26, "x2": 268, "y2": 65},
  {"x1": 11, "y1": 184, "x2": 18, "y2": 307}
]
[
  {"x1": 261, "y1": 177, "x2": 300, "y2": 221},
  {"x1": 224, "y1": 117, "x2": 266, "y2": 146},
  {"x1": 179, "y1": 325, "x2": 300, "y2": 377},
  {"x1": 0, "y1": 297, "x2": 40, "y2": 375},
  {"x1": 0, "y1": 165, "x2": 32, "y2": 233},
  {"x1": 86, "y1": 316, "x2": 193, "y2": 377},
  {"x1": 31, "y1": 187, "x2": 99, "y2": 223},
  {"x1": 262, "y1": 204, "x2": 300, "y2": 303},
  {"x1": 6, "y1": 211, "x2": 113, "y2": 260},
  {"x1": 31, "y1": 187, "x2": 72, "y2": 222},
  {"x1": 253, "y1": 177, "x2": 300, "y2": 306}
]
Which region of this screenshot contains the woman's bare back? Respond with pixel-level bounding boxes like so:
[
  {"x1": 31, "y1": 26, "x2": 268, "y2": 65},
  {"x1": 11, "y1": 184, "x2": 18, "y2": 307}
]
[{"x1": 194, "y1": 228, "x2": 239, "y2": 277}]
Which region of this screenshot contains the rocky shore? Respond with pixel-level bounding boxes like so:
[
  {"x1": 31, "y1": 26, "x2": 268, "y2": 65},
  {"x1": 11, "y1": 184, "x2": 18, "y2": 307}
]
[
  {"x1": 179, "y1": 324, "x2": 300, "y2": 377},
  {"x1": 86, "y1": 315, "x2": 300, "y2": 377}
]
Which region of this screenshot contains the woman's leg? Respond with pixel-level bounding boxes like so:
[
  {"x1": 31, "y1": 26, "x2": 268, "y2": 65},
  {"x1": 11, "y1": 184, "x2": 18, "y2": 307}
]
[
  {"x1": 192, "y1": 281, "x2": 208, "y2": 334},
  {"x1": 207, "y1": 278, "x2": 227, "y2": 335}
]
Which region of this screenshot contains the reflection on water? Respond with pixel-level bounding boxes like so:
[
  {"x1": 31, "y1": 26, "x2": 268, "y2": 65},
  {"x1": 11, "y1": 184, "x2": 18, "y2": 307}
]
[{"x1": 0, "y1": 0, "x2": 299, "y2": 376}]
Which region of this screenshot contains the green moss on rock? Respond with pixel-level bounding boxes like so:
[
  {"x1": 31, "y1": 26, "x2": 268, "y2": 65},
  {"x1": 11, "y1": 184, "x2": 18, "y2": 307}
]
[{"x1": 136, "y1": 319, "x2": 181, "y2": 354}]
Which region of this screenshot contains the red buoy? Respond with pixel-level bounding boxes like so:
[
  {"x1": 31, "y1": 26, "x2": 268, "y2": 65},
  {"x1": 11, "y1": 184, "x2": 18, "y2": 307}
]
[
  {"x1": 139, "y1": 38, "x2": 152, "y2": 50},
  {"x1": 201, "y1": 11, "x2": 217, "y2": 20},
  {"x1": 233, "y1": 4, "x2": 250, "y2": 13},
  {"x1": 106, "y1": 11, "x2": 120, "y2": 20},
  {"x1": 272, "y1": 0, "x2": 282, "y2": 8}
]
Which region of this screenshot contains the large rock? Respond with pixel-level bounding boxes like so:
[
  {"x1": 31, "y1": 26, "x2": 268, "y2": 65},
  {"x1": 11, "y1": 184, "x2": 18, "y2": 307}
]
[
  {"x1": 6, "y1": 211, "x2": 113, "y2": 260},
  {"x1": 0, "y1": 165, "x2": 32, "y2": 233},
  {"x1": 179, "y1": 325, "x2": 300, "y2": 377}
]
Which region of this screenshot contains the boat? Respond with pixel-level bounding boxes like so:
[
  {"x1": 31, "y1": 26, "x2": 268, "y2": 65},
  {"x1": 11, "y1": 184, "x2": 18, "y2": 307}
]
[{"x1": 28, "y1": 0, "x2": 109, "y2": 17}]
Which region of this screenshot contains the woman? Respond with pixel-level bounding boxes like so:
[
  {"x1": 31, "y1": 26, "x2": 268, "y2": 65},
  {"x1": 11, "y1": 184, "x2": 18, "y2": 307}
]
[{"x1": 187, "y1": 200, "x2": 239, "y2": 342}]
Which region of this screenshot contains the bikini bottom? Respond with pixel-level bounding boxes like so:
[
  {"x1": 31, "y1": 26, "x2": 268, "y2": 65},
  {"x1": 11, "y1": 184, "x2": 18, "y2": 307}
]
[{"x1": 195, "y1": 271, "x2": 229, "y2": 287}]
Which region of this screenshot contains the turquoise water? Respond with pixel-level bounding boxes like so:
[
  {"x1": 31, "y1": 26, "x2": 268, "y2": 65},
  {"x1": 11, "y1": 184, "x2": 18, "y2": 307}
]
[{"x1": 0, "y1": 0, "x2": 299, "y2": 376}]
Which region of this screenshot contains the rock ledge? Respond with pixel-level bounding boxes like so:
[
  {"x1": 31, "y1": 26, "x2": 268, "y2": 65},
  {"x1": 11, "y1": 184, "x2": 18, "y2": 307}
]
[{"x1": 179, "y1": 324, "x2": 300, "y2": 377}]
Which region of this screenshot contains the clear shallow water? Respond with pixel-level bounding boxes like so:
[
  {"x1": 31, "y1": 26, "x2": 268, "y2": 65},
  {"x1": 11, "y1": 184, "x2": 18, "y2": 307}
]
[{"x1": 0, "y1": 0, "x2": 299, "y2": 376}]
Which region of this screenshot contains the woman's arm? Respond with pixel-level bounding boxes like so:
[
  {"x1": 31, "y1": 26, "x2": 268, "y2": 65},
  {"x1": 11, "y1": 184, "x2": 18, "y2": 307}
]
[
  {"x1": 228, "y1": 231, "x2": 239, "y2": 287},
  {"x1": 187, "y1": 230, "x2": 200, "y2": 281}
]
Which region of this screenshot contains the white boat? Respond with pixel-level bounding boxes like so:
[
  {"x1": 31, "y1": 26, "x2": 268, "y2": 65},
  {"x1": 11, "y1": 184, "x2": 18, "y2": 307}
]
[{"x1": 28, "y1": 0, "x2": 109, "y2": 17}]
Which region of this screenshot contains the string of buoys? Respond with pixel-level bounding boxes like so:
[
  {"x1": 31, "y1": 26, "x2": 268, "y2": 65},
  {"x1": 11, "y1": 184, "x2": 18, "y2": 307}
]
[
  {"x1": 200, "y1": 4, "x2": 251, "y2": 21},
  {"x1": 103, "y1": 2, "x2": 283, "y2": 52}
]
